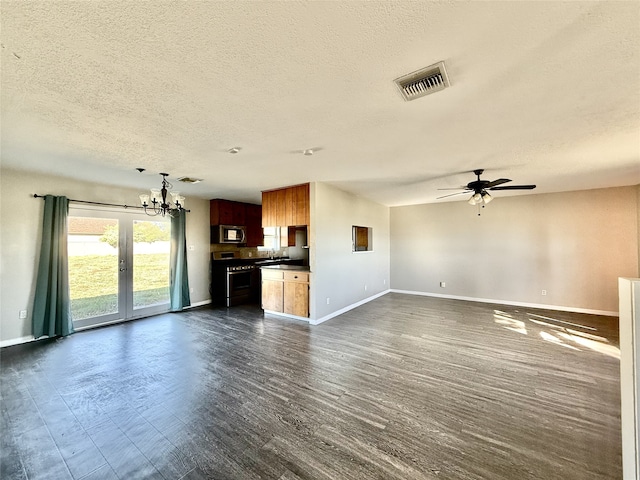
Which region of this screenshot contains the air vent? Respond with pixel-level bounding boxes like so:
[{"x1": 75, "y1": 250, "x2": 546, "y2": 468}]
[
  {"x1": 177, "y1": 177, "x2": 203, "y2": 184},
  {"x1": 394, "y1": 61, "x2": 450, "y2": 101}
]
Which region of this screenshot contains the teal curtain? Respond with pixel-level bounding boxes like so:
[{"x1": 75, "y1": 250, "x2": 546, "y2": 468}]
[
  {"x1": 170, "y1": 210, "x2": 191, "y2": 311},
  {"x1": 32, "y1": 195, "x2": 74, "y2": 339}
]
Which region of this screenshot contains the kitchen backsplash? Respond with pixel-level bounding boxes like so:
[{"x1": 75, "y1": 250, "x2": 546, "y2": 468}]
[{"x1": 210, "y1": 243, "x2": 288, "y2": 259}]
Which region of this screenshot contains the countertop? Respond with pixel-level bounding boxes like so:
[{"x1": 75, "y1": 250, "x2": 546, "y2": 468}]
[{"x1": 260, "y1": 264, "x2": 310, "y2": 272}]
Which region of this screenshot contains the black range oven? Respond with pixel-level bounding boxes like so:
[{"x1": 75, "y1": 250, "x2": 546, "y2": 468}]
[
  {"x1": 211, "y1": 252, "x2": 259, "y2": 307},
  {"x1": 225, "y1": 264, "x2": 256, "y2": 306}
]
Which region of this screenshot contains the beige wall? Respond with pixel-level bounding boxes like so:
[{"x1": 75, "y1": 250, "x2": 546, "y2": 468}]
[
  {"x1": 310, "y1": 182, "x2": 390, "y2": 322},
  {"x1": 618, "y1": 278, "x2": 640, "y2": 479},
  {"x1": 390, "y1": 186, "x2": 638, "y2": 315},
  {"x1": 0, "y1": 168, "x2": 211, "y2": 345},
  {"x1": 637, "y1": 184, "x2": 640, "y2": 274}
]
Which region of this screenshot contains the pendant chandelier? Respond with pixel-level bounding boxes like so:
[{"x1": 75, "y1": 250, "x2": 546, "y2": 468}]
[{"x1": 139, "y1": 173, "x2": 185, "y2": 217}]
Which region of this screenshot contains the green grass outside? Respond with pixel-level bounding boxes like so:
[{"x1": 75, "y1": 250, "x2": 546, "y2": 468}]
[{"x1": 69, "y1": 253, "x2": 169, "y2": 320}]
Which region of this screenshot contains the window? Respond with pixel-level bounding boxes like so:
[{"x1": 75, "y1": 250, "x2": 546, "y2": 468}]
[
  {"x1": 352, "y1": 226, "x2": 373, "y2": 252},
  {"x1": 259, "y1": 226, "x2": 281, "y2": 251}
]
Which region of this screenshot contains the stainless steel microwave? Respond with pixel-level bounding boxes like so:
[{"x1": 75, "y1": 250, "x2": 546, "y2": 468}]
[{"x1": 212, "y1": 225, "x2": 247, "y2": 244}]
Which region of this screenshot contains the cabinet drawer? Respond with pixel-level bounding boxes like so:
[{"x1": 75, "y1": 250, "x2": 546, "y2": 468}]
[
  {"x1": 261, "y1": 269, "x2": 284, "y2": 280},
  {"x1": 284, "y1": 271, "x2": 309, "y2": 283}
]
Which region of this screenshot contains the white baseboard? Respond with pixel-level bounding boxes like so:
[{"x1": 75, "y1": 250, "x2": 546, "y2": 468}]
[
  {"x1": 263, "y1": 310, "x2": 310, "y2": 323},
  {"x1": 185, "y1": 299, "x2": 212, "y2": 309},
  {"x1": 2, "y1": 300, "x2": 213, "y2": 348},
  {"x1": 390, "y1": 289, "x2": 619, "y2": 317},
  {"x1": 310, "y1": 289, "x2": 391, "y2": 325},
  {"x1": 0, "y1": 335, "x2": 40, "y2": 348}
]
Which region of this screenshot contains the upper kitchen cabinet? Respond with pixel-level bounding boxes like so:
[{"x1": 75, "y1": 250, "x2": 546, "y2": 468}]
[
  {"x1": 245, "y1": 203, "x2": 263, "y2": 247},
  {"x1": 262, "y1": 190, "x2": 277, "y2": 227},
  {"x1": 211, "y1": 199, "x2": 241, "y2": 225},
  {"x1": 262, "y1": 183, "x2": 310, "y2": 228},
  {"x1": 210, "y1": 199, "x2": 262, "y2": 247}
]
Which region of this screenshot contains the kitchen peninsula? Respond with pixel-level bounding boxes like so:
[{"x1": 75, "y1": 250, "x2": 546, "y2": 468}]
[
  {"x1": 260, "y1": 182, "x2": 311, "y2": 320},
  {"x1": 261, "y1": 264, "x2": 310, "y2": 319}
]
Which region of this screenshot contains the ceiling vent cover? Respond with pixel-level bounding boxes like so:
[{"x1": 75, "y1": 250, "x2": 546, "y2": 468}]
[
  {"x1": 177, "y1": 177, "x2": 203, "y2": 184},
  {"x1": 394, "y1": 61, "x2": 450, "y2": 101}
]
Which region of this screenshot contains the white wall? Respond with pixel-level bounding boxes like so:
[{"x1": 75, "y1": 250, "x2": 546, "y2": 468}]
[
  {"x1": 390, "y1": 186, "x2": 639, "y2": 315},
  {"x1": 618, "y1": 278, "x2": 640, "y2": 480},
  {"x1": 0, "y1": 168, "x2": 211, "y2": 346},
  {"x1": 310, "y1": 182, "x2": 390, "y2": 322}
]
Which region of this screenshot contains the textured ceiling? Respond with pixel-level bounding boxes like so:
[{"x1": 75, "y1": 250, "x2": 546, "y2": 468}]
[{"x1": 1, "y1": 1, "x2": 639, "y2": 206}]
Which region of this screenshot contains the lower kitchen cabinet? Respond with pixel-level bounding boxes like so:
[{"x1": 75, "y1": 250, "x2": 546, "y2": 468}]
[
  {"x1": 261, "y1": 268, "x2": 309, "y2": 318},
  {"x1": 283, "y1": 271, "x2": 309, "y2": 317},
  {"x1": 261, "y1": 277, "x2": 283, "y2": 312}
]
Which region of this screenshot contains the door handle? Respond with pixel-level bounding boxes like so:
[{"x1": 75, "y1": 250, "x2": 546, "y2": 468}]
[{"x1": 119, "y1": 268, "x2": 126, "y2": 272}]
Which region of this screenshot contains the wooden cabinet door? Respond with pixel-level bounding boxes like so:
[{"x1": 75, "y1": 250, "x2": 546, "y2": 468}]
[
  {"x1": 276, "y1": 189, "x2": 287, "y2": 227},
  {"x1": 210, "y1": 199, "x2": 235, "y2": 225},
  {"x1": 262, "y1": 191, "x2": 276, "y2": 227},
  {"x1": 284, "y1": 281, "x2": 309, "y2": 317},
  {"x1": 245, "y1": 203, "x2": 263, "y2": 247},
  {"x1": 293, "y1": 184, "x2": 310, "y2": 226},
  {"x1": 232, "y1": 202, "x2": 246, "y2": 225},
  {"x1": 262, "y1": 279, "x2": 283, "y2": 312},
  {"x1": 284, "y1": 187, "x2": 294, "y2": 227},
  {"x1": 262, "y1": 184, "x2": 309, "y2": 228}
]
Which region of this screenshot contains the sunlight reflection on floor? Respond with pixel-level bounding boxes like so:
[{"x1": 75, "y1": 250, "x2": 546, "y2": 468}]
[{"x1": 493, "y1": 309, "x2": 620, "y2": 359}]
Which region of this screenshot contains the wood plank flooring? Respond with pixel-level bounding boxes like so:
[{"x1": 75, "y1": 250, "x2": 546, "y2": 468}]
[{"x1": 0, "y1": 293, "x2": 621, "y2": 479}]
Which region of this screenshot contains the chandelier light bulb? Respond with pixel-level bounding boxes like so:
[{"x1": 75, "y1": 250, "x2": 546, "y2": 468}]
[{"x1": 140, "y1": 173, "x2": 186, "y2": 217}]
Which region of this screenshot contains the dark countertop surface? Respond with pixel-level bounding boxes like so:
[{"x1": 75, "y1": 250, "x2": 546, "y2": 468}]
[
  {"x1": 260, "y1": 265, "x2": 310, "y2": 272},
  {"x1": 212, "y1": 257, "x2": 303, "y2": 267}
]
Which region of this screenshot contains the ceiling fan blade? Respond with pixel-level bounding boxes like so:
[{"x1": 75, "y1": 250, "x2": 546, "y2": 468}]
[
  {"x1": 485, "y1": 178, "x2": 511, "y2": 188},
  {"x1": 489, "y1": 185, "x2": 536, "y2": 191},
  {"x1": 436, "y1": 190, "x2": 471, "y2": 199},
  {"x1": 437, "y1": 187, "x2": 467, "y2": 190}
]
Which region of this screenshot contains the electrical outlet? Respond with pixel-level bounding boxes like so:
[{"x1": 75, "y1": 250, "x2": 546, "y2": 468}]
[
  {"x1": 383, "y1": 279, "x2": 386, "y2": 285},
  {"x1": 440, "y1": 282, "x2": 446, "y2": 288},
  {"x1": 190, "y1": 288, "x2": 194, "y2": 294},
  {"x1": 541, "y1": 290, "x2": 547, "y2": 296},
  {"x1": 326, "y1": 297, "x2": 330, "y2": 305},
  {"x1": 19, "y1": 310, "x2": 27, "y2": 319},
  {"x1": 188, "y1": 245, "x2": 194, "y2": 251},
  {"x1": 364, "y1": 284, "x2": 367, "y2": 291}
]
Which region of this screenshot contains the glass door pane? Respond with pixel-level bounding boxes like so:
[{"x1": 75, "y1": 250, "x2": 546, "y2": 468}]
[
  {"x1": 132, "y1": 219, "x2": 170, "y2": 310},
  {"x1": 68, "y1": 208, "x2": 171, "y2": 329},
  {"x1": 68, "y1": 216, "x2": 121, "y2": 322}
]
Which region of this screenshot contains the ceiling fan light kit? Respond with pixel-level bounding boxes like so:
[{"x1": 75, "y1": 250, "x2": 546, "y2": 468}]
[{"x1": 438, "y1": 169, "x2": 535, "y2": 215}]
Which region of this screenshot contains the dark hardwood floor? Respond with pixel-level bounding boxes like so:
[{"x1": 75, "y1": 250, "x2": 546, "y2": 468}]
[{"x1": 0, "y1": 293, "x2": 621, "y2": 479}]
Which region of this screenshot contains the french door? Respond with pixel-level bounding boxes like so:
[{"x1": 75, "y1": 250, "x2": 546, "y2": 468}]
[{"x1": 67, "y1": 206, "x2": 171, "y2": 329}]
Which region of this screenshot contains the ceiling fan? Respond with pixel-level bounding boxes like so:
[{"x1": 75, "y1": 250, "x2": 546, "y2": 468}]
[{"x1": 437, "y1": 169, "x2": 536, "y2": 215}]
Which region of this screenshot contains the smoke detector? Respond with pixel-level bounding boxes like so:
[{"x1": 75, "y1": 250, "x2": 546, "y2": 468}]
[{"x1": 394, "y1": 61, "x2": 450, "y2": 101}]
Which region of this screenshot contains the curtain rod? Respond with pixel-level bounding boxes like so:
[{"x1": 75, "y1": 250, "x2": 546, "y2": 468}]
[{"x1": 32, "y1": 194, "x2": 190, "y2": 212}]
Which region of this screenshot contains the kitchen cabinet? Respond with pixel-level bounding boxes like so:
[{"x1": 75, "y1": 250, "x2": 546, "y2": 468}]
[
  {"x1": 210, "y1": 199, "x2": 262, "y2": 247},
  {"x1": 261, "y1": 269, "x2": 284, "y2": 312},
  {"x1": 261, "y1": 267, "x2": 309, "y2": 318},
  {"x1": 262, "y1": 183, "x2": 309, "y2": 228},
  {"x1": 283, "y1": 271, "x2": 309, "y2": 317},
  {"x1": 292, "y1": 183, "x2": 310, "y2": 226},
  {"x1": 245, "y1": 203, "x2": 263, "y2": 247},
  {"x1": 211, "y1": 199, "x2": 243, "y2": 225},
  {"x1": 262, "y1": 190, "x2": 276, "y2": 227}
]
